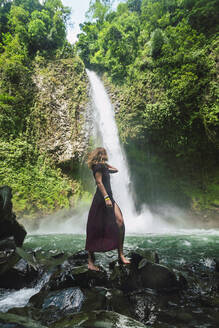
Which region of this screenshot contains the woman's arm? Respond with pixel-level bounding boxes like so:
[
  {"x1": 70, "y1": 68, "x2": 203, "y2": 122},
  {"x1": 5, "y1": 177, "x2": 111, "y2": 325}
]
[
  {"x1": 95, "y1": 171, "x2": 112, "y2": 207},
  {"x1": 106, "y1": 164, "x2": 118, "y2": 173}
]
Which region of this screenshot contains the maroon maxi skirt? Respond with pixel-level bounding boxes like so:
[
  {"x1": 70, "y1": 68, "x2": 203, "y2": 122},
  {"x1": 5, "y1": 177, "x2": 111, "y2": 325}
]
[{"x1": 85, "y1": 194, "x2": 120, "y2": 252}]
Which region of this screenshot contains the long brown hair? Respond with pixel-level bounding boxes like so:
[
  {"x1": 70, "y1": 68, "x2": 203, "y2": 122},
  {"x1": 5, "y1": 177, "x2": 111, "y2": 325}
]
[{"x1": 87, "y1": 147, "x2": 108, "y2": 169}]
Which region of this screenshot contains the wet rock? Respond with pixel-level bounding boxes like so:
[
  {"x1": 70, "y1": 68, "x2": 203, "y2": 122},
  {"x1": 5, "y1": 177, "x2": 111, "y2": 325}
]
[
  {"x1": 81, "y1": 287, "x2": 107, "y2": 312},
  {"x1": 214, "y1": 258, "x2": 219, "y2": 272},
  {"x1": 200, "y1": 295, "x2": 219, "y2": 307},
  {"x1": 0, "y1": 236, "x2": 16, "y2": 250},
  {"x1": 0, "y1": 237, "x2": 20, "y2": 276},
  {"x1": 104, "y1": 288, "x2": 133, "y2": 317},
  {"x1": 140, "y1": 262, "x2": 180, "y2": 290},
  {"x1": 157, "y1": 309, "x2": 194, "y2": 324},
  {"x1": 51, "y1": 252, "x2": 65, "y2": 259},
  {"x1": 109, "y1": 250, "x2": 185, "y2": 292},
  {"x1": 29, "y1": 285, "x2": 133, "y2": 324},
  {"x1": 0, "y1": 312, "x2": 47, "y2": 328},
  {"x1": 8, "y1": 305, "x2": 63, "y2": 327},
  {"x1": 12, "y1": 287, "x2": 84, "y2": 325},
  {"x1": 48, "y1": 263, "x2": 108, "y2": 290},
  {"x1": 0, "y1": 253, "x2": 39, "y2": 289},
  {"x1": 109, "y1": 262, "x2": 141, "y2": 292},
  {"x1": 0, "y1": 267, "x2": 36, "y2": 289},
  {"x1": 30, "y1": 287, "x2": 84, "y2": 312},
  {"x1": 109, "y1": 249, "x2": 158, "y2": 271},
  {"x1": 129, "y1": 248, "x2": 159, "y2": 265},
  {"x1": 81, "y1": 287, "x2": 133, "y2": 317},
  {"x1": 49, "y1": 310, "x2": 147, "y2": 328},
  {"x1": 173, "y1": 269, "x2": 188, "y2": 288},
  {"x1": 15, "y1": 255, "x2": 39, "y2": 276},
  {"x1": 66, "y1": 250, "x2": 88, "y2": 266}
]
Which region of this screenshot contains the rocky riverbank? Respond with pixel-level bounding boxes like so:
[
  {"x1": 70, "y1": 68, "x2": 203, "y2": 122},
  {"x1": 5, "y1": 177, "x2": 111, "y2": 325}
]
[{"x1": 1, "y1": 235, "x2": 219, "y2": 327}]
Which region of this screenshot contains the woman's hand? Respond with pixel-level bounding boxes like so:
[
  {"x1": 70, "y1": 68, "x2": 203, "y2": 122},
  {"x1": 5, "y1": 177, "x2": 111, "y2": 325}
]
[
  {"x1": 106, "y1": 163, "x2": 118, "y2": 173},
  {"x1": 105, "y1": 198, "x2": 113, "y2": 207}
]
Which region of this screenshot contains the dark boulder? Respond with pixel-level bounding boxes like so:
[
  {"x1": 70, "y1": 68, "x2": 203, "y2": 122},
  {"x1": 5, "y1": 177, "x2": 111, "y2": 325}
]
[
  {"x1": 129, "y1": 248, "x2": 159, "y2": 265},
  {"x1": 0, "y1": 185, "x2": 27, "y2": 247},
  {"x1": 81, "y1": 286, "x2": 133, "y2": 317},
  {"x1": 109, "y1": 261, "x2": 142, "y2": 292},
  {"x1": 0, "y1": 264, "x2": 39, "y2": 289},
  {"x1": 214, "y1": 258, "x2": 219, "y2": 272},
  {"x1": 139, "y1": 262, "x2": 180, "y2": 290},
  {"x1": 103, "y1": 288, "x2": 133, "y2": 317},
  {"x1": 48, "y1": 262, "x2": 108, "y2": 290},
  {"x1": 29, "y1": 285, "x2": 133, "y2": 323},
  {"x1": 0, "y1": 245, "x2": 39, "y2": 289},
  {"x1": 0, "y1": 236, "x2": 16, "y2": 250},
  {"x1": 0, "y1": 237, "x2": 20, "y2": 276},
  {"x1": 30, "y1": 287, "x2": 84, "y2": 311},
  {"x1": 109, "y1": 249, "x2": 186, "y2": 292}
]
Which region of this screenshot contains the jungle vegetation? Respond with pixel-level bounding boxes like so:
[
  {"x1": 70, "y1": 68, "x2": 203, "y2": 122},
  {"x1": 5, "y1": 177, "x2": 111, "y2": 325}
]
[
  {"x1": 77, "y1": 0, "x2": 219, "y2": 211},
  {"x1": 0, "y1": 0, "x2": 88, "y2": 216},
  {"x1": 0, "y1": 0, "x2": 218, "y2": 216}
]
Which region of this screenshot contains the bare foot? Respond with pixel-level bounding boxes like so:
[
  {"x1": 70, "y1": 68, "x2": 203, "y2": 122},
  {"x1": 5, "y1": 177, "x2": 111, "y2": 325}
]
[
  {"x1": 88, "y1": 263, "x2": 100, "y2": 271},
  {"x1": 119, "y1": 254, "x2": 130, "y2": 264}
]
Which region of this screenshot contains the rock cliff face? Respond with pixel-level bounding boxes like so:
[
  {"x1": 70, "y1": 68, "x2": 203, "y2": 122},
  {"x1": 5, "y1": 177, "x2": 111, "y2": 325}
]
[{"x1": 32, "y1": 57, "x2": 91, "y2": 166}]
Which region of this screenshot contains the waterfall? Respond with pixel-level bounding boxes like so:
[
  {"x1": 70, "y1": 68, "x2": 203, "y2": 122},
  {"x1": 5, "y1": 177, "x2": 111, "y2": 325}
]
[
  {"x1": 87, "y1": 70, "x2": 165, "y2": 233},
  {"x1": 86, "y1": 70, "x2": 136, "y2": 220}
]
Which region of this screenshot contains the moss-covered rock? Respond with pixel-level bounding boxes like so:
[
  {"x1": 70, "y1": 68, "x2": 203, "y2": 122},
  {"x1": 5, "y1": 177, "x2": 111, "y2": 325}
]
[{"x1": 32, "y1": 57, "x2": 90, "y2": 166}]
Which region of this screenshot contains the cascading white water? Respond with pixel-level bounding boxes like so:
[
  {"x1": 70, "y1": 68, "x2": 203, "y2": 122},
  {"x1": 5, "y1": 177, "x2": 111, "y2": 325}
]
[
  {"x1": 87, "y1": 70, "x2": 170, "y2": 233},
  {"x1": 87, "y1": 70, "x2": 136, "y2": 222},
  {"x1": 0, "y1": 272, "x2": 51, "y2": 312}
]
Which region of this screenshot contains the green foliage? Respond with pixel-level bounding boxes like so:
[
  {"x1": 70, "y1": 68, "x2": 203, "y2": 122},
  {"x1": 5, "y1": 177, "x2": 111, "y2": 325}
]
[
  {"x1": 86, "y1": 0, "x2": 114, "y2": 24},
  {"x1": 0, "y1": 138, "x2": 78, "y2": 214},
  {"x1": 27, "y1": 1, "x2": 70, "y2": 54},
  {"x1": 182, "y1": 0, "x2": 219, "y2": 35},
  {"x1": 77, "y1": 22, "x2": 99, "y2": 66},
  {"x1": 127, "y1": 0, "x2": 142, "y2": 13},
  {"x1": 0, "y1": 0, "x2": 88, "y2": 216},
  {"x1": 77, "y1": 0, "x2": 219, "y2": 209},
  {"x1": 78, "y1": 7, "x2": 140, "y2": 82},
  {"x1": 0, "y1": 33, "x2": 32, "y2": 138},
  {"x1": 150, "y1": 28, "x2": 164, "y2": 58},
  {"x1": 0, "y1": 0, "x2": 12, "y2": 40}
]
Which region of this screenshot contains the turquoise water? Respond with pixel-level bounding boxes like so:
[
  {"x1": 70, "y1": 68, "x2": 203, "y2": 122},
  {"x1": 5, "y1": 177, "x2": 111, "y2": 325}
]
[
  {"x1": 24, "y1": 230, "x2": 219, "y2": 268},
  {"x1": 1, "y1": 230, "x2": 219, "y2": 327},
  {"x1": 24, "y1": 233, "x2": 86, "y2": 255}
]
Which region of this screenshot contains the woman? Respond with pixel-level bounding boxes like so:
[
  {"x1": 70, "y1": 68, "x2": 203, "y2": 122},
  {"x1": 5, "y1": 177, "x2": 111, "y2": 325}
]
[{"x1": 85, "y1": 147, "x2": 130, "y2": 271}]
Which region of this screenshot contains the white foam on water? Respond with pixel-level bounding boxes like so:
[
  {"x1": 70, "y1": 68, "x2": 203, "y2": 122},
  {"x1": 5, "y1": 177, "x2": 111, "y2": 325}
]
[
  {"x1": 202, "y1": 258, "x2": 215, "y2": 268},
  {"x1": 182, "y1": 240, "x2": 192, "y2": 247},
  {"x1": 0, "y1": 272, "x2": 51, "y2": 312}
]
